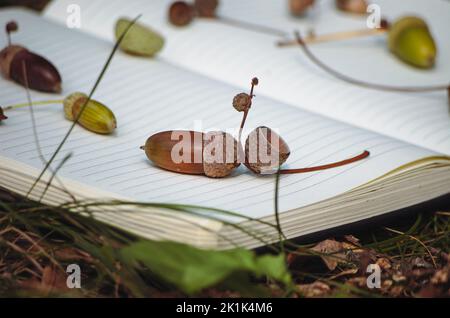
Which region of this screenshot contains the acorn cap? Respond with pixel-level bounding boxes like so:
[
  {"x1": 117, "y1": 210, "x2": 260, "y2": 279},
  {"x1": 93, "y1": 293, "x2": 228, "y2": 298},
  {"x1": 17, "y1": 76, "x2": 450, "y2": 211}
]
[
  {"x1": 233, "y1": 93, "x2": 252, "y2": 112},
  {"x1": 245, "y1": 126, "x2": 291, "y2": 175},
  {"x1": 388, "y1": 16, "x2": 437, "y2": 68},
  {"x1": 202, "y1": 131, "x2": 241, "y2": 178},
  {"x1": 0, "y1": 45, "x2": 26, "y2": 79}
]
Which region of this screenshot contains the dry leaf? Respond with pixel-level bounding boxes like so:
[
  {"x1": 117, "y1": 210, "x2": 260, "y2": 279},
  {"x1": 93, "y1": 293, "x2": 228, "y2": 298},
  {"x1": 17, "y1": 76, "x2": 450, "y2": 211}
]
[
  {"x1": 430, "y1": 267, "x2": 449, "y2": 285},
  {"x1": 311, "y1": 239, "x2": 346, "y2": 271},
  {"x1": 376, "y1": 258, "x2": 392, "y2": 270},
  {"x1": 297, "y1": 281, "x2": 330, "y2": 297},
  {"x1": 343, "y1": 235, "x2": 361, "y2": 247},
  {"x1": 40, "y1": 265, "x2": 69, "y2": 294}
]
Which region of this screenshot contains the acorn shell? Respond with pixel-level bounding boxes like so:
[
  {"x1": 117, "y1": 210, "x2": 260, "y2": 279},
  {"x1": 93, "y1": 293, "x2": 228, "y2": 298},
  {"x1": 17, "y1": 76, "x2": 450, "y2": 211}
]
[{"x1": 388, "y1": 16, "x2": 437, "y2": 69}]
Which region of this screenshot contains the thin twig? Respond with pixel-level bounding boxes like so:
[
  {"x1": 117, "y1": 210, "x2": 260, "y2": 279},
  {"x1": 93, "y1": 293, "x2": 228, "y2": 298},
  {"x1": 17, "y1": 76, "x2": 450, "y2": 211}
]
[
  {"x1": 278, "y1": 28, "x2": 386, "y2": 47},
  {"x1": 294, "y1": 31, "x2": 449, "y2": 93},
  {"x1": 217, "y1": 16, "x2": 288, "y2": 38}
]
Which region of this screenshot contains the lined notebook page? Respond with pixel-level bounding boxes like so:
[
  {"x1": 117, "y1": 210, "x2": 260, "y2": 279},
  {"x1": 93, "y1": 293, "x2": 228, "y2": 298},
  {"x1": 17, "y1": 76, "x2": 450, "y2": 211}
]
[
  {"x1": 45, "y1": 0, "x2": 450, "y2": 155},
  {"x1": 0, "y1": 10, "x2": 438, "y2": 221}
]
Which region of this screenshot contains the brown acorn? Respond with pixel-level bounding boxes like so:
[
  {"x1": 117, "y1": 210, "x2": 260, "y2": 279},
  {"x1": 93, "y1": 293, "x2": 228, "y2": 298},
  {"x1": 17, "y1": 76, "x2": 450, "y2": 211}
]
[
  {"x1": 0, "y1": 21, "x2": 62, "y2": 93},
  {"x1": 169, "y1": 1, "x2": 196, "y2": 27},
  {"x1": 194, "y1": 0, "x2": 219, "y2": 18},
  {"x1": 290, "y1": 0, "x2": 315, "y2": 16},
  {"x1": 0, "y1": 107, "x2": 7, "y2": 121},
  {"x1": 245, "y1": 126, "x2": 291, "y2": 175},
  {"x1": 141, "y1": 130, "x2": 241, "y2": 178},
  {"x1": 336, "y1": 0, "x2": 368, "y2": 14}
]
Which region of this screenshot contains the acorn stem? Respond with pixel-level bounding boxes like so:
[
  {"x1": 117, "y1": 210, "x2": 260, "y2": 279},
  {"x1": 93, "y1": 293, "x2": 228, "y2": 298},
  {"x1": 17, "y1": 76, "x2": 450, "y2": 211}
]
[
  {"x1": 238, "y1": 78, "x2": 258, "y2": 143},
  {"x1": 277, "y1": 28, "x2": 387, "y2": 47},
  {"x1": 293, "y1": 31, "x2": 449, "y2": 93},
  {"x1": 280, "y1": 150, "x2": 370, "y2": 174},
  {"x1": 3, "y1": 100, "x2": 63, "y2": 111}
]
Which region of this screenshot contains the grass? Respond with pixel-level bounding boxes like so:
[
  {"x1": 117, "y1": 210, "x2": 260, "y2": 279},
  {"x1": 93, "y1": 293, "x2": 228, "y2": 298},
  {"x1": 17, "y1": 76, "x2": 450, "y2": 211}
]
[{"x1": 0, "y1": 189, "x2": 449, "y2": 297}]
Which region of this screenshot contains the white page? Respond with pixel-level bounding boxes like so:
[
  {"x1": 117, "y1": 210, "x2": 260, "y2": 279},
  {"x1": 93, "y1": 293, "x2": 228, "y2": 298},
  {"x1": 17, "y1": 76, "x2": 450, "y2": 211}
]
[
  {"x1": 0, "y1": 9, "x2": 440, "y2": 223},
  {"x1": 45, "y1": 0, "x2": 450, "y2": 155}
]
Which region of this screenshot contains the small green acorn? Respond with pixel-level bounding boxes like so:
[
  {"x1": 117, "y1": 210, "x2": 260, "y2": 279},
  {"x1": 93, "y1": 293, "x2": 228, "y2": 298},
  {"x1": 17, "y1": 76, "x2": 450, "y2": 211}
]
[
  {"x1": 115, "y1": 18, "x2": 164, "y2": 57},
  {"x1": 64, "y1": 92, "x2": 117, "y2": 134},
  {"x1": 388, "y1": 16, "x2": 437, "y2": 69}
]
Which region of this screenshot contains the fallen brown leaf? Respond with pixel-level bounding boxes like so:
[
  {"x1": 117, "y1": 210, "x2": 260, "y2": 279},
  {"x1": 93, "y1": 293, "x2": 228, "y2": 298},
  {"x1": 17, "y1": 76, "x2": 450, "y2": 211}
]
[
  {"x1": 311, "y1": 239, "x2": 347, "y2": 271},
  {"x1": 297, "y1": 281, "x2": 331, "y2": 298}
]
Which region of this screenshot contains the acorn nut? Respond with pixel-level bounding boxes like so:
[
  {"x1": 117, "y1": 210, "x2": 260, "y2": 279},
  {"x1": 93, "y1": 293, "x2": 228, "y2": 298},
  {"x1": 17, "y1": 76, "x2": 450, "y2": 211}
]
[
  {"x1": 388, "y1": 16, "x2": 437, "y2": 69},
  {"x1": 64, "y1": 92, "x2": 117, "y2": 134}
]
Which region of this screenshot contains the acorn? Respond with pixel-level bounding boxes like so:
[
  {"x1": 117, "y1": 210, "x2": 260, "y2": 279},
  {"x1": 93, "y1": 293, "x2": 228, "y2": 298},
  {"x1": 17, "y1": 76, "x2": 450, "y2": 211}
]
[
  {"x1": 388, "y1": 16, "x2": 437, "y2": 69},
  {"x1": 0, "y1": 21, "x2": 62, "y2": 93},
  {"x1": 194, "y1": 0, "x2": 219, "y2": 18},
  {"x1": 0, "y1": 107, "x2": 7, "y2": 122},
  {"x1": 169, "y1": 1, "x2": 196, "y2": 27},
  {"x1": 335, "y1": 0, "x2": 368, "y2": 15},
  {"x1": 115, "y1": 18, "x2": 164, "y2": 57},
  {"x1": 245, "y1": 126, "x2": 291, "y2": 175},
  {"x1": 141, "y1": 130, "x2": 241, "y2": 178},
  {"x1": 64, "y1": 92, "x2": 117, "y2": 134},
  {"x1": 289, "y1": 0, "x2": 315, "y2": 16}
]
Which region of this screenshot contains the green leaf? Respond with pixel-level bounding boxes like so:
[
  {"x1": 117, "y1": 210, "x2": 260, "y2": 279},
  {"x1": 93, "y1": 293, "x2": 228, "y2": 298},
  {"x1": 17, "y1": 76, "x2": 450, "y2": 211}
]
[
  {"x1": 115, "y1": 18, "x2": 164, "y2": 57},
  {"x1": 120, "y1": 240, "x2": 291, "y2": 294}
]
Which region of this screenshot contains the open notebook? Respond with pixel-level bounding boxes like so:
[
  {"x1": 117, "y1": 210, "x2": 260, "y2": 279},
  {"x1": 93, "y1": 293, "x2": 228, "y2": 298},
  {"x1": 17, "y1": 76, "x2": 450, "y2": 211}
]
[{"x1": 0, "y1": 0, "x2": 449, "y2": 249}]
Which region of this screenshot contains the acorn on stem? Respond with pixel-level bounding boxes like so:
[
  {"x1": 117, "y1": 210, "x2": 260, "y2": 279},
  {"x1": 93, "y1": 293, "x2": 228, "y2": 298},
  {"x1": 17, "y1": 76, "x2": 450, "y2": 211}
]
[
  {"x1": 0, "y1": 21, "x2": 62, "y2": 93},
  {"x1": 279, "y1": 15, "x2": 437, "y2": 69},
  {"x1": 141, "y1": 77, "x2": 370, "y2": 178},
  {"x1": 2, "y1": 92, "x2": 116, "y2": 134},
  {"x1": 388, "y1": 16, "x2": 437, "y2": 69}
]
